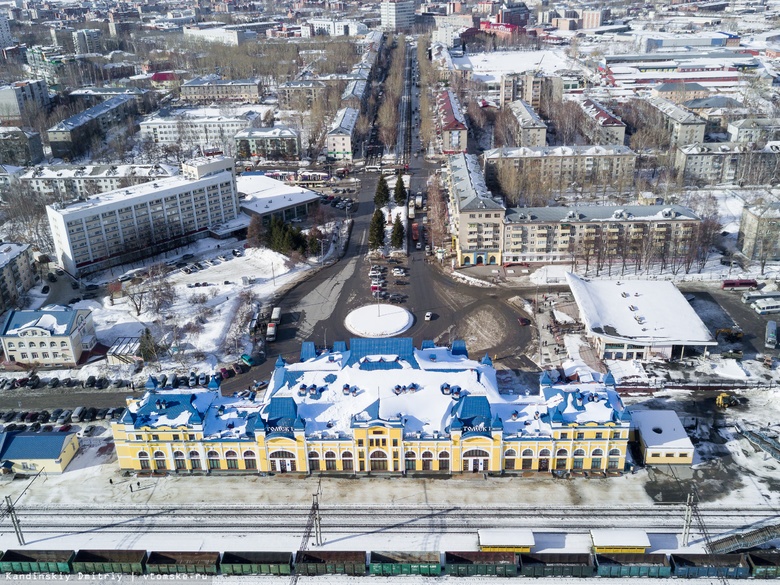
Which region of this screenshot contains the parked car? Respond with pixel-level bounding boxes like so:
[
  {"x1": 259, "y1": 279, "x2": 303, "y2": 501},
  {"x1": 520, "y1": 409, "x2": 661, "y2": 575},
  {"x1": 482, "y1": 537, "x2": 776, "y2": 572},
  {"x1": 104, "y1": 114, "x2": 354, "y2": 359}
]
[
  {"x1": 85, "y1": 376, "x2": 97, "y2": 388},
  {"x1": 29, "y1": 422, "x2": 41, "y2": 432},
  {"x1": 3, "y1": 423, "x2": 18, "y2": 432},
  {"x1": 50, "y1": 408, "x2": 63, "y2": 421},
  {"x1": 60, "y1": 378, "x2": 72, "y2": 387},
  {"x1": 198, "y1": 372, "x2": 207, "y2": 386},
  {"x1": 26, "y1": 375, "x2": 40, "y2": 389},
  {"x1": 24, "y1": 411, "x2": 38, "y2": 423},
  {"x1": 189, "y1": 372, "x2": 197, "y2": 387},
  {"x1": 14, "y1": 378, "x2": 28, "y2": 388},
  {"x1": 96, "y1": 408, "x2": 109, "y2": 420},
  {"x1": 47, "y1": 377, "x2": 60, "y2": 388},
  {"x1": 220, "y1": 367, "x2": 232, "y2": 379},
  {"x1": 57, "y1": 410, "x2": 72, "y2": 424},
  {"x1": 0, "y1": 378, "x2": 8, "y2": 390},
  {"x1": 3, "y1": 411, "x2": 16, "y2": 422},
  {"x1": 232, "y1": 248, "x2": 242, "y2": 257},
  {"x1": 82, "y1": 407, "x2": 97, "y2": 422},
  {"x1": 112, "y1": 378, "x2": 125, "y2": 388},
  {"x1": 38, "y1": 411, "x2": 50, "y2": 423},
  {"x1": 85, "y1": 284, "x2": 99, "y2": 291},
  {"x1": 232, "y1": 363, "x2": 243, "y2": 375},
  {"x1": 95, "y1": 377, "x2": 108, "y2": 389},
  {"x1": 71, "y1": 281, "x2": 79, "y2": 290},
  {"x1": 425, "y1": 311, "x2": 433, "y2": 321},
  {"x1": 42, "y1": 285, "x2": 50, "y2": 294},
  {"x1": 41, "y1": 425, "x2": 54, "y2": 432},
  {"x1": 47, "y1": 272, "x2": 57, "y2": 282},
  {"x1": 57, "y1": 424, "x2": 72, "y2": 432},
  {"x1": 112, "y1": 408, "x2": 125, "y2": 420},
  {"x1": 83, "y1": 425, "x2": 96, "y2": 437}
]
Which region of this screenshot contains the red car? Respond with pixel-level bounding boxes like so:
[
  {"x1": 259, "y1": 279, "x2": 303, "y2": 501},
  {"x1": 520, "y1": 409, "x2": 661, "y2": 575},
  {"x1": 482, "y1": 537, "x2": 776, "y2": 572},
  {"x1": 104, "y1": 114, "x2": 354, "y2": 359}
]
[
  {"x1": 57, "y1": 424, "x2": 72, "y2": 432},
  {"x1": 220, "y1": 367, "x2": 233, "y2": 379},
  {"x1": 518, "y1": 317, "x2": 531, "y2": 326}
]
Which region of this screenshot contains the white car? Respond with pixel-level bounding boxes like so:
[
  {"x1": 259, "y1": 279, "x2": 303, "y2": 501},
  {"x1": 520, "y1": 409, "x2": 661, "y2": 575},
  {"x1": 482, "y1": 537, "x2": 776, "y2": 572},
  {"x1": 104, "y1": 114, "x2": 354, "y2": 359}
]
[
  {"x1": 416, "y1": 242, "x2": 422, "y2": 250},
  {"x1": 425, "y1": 312, "x2": 433, "y2": 321},
  {"x1": 392, "y1": 268, "x2": 405, "y2": 276}
]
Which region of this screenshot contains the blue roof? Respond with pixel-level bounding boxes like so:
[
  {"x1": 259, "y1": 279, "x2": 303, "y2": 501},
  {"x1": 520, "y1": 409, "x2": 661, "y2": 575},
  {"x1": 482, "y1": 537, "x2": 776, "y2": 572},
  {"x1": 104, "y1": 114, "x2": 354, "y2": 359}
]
[
  {"x1": 0, "y1": 431, "x2": 74, "y2": 460},
  {"x1": 145, "y1": 376, "x2": 159, "y2": 390},
  {"x1": 603, "y1": 371, "x2": 616, "y2": 386},
  {"x1": 1, "y1": 308, "x2": 80, "y2": 336},
  {"x1": 451, "y1": 340, "x2": 468, "y2": 357},
  {"x1": 300, "y1": 341, "x2": 316, "y2": 361},
  {"x1": 345, "y1": 338, "x2": 419, "y2": 368},
  {"x1": 359, "y1": 360, "x2": 403, "y2": 371},
  {"x1": 481, "y1": 354, "x2": 493, "y2": 366},
  {"x1": 333, "y1": 341, "x2": 347, "y2": 353},
  {"x1": 275, "y1": 355, "x2": 285, "y2": 368},
  {"x1": 450, "y1": 396, "x2": 493, "y2": 436},
  {"x1": 265, "y1": 396, "x2": 298, "y2": 420},
  {"x1": 283, "y1": 371, "x2": 304, "y2": 387},
  {"x1": 421, "y1": 340, "x2": 435, "y2": 349},
  {"x1": 134, "y1": 394, "x2": 202, "y2": 427}
]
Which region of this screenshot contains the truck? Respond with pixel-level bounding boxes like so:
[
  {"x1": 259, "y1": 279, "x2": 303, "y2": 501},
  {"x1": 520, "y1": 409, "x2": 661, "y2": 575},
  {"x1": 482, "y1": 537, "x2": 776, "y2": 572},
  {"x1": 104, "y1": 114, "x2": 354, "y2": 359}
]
[
  {"x1": 266, "y1": 322, "x2": 277, "y2": 342},
  {"x1": 411, "y1": 223, "x2": 419, "y2": 241},
  {"x1": 270, "y1": 307, "x2": 282, "y2": 324}
]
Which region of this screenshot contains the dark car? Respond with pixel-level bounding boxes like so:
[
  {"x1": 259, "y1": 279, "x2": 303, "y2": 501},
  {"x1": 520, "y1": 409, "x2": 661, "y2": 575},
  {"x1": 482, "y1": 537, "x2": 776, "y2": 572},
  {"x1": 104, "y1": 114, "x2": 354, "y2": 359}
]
[
  {"x1": 220, "y1": 367, "x2": 232, "y2": 379},
  {"x1": 47, "y1": 377, "x2": 60, "y2": 388},
  {"x1": 83, "y1": 425, "x2": 97, "y2": 437},
  {"x1": 96, "y1": 408, "x2": 109, "y2": 420},
  {"x1": 26, "y1": 375, "x2": 40, "y2": 389},
  {"x1": 95, "y1": 377, "x2": 109, "y2": 389},
  {"x1": 41, "y1": 425, "x2": 54, "y2": 432},
  {"x1": 518, "y1": 317, "x2": 531, "y2": 326},
  {"x1": 47, "y1": 272, "x2": 57, "y2": 282},
  {"x1": 38, "y1": 411, "x2": 50, "y2": 423},
  {"x1": 57, "y1": 424, "x2": 72, "y2": 432},
  {"x1": 85, "y1": 376, "x2": 96, "y2": 388},
  {"x1": 71, "y1": 281, "x2": 79, "y2": 290},
  {"x1": 61, "y1": 378, "x2": 72, "y2": 387},
  {"x1": 42, "y1": 285, "x2": 50, "y2": 294},
  {"x1": 50, "y1": 408, "x2": 63, "y2": 420},
  {"x1": 82, "y1": 407, "x2": 97, "y2": 422},
  {"x1": 85, "y1": 284, "x2": 99, "y2": 291},
  {"x1": 68, "y1": 297, "x2": 82, "y2": 304},
  {"x1": 24, "y1": 411, "x2": 38, "y2": 423},
  {"x1": 13, "y1": 377, "x2": 28, "y2": 388},
  {"x1": 112, "y1": 407, "x2": 125, "y2": 420},
  {"x1": 29, "y1": 422, "x2": 41, "y2": 432},
  {"x1": 2, "y1": 411, "x2": 16, "y2": 422},
  {"x1": 170, "y1": 376, "x2": 180, "y2": 389},
  {"x1": 112, "y1": 378, "x2": 125, "y2": 388},
  {"x1": 3, "y1": 423, "x2": 17, "y2": 432}
]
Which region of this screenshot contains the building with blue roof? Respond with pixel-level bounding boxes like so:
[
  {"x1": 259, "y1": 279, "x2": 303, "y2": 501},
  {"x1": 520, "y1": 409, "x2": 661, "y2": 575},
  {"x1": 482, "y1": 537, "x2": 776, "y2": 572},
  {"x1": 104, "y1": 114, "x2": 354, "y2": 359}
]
[
  {"x1": 112, "y1": 339, "x2": 632, "y2": 476},
  {"x1": 0, "y1": 307, "x2": 96, "y2": 368},
  {"x1": 0, "y1": 431, "x2": 79, "y2": 473}
]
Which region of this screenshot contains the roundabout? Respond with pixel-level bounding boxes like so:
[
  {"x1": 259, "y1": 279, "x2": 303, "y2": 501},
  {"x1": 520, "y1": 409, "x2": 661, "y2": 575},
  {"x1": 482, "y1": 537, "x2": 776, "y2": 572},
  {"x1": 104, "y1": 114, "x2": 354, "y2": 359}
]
[{"x1": 343, "y1": 304, "x2": 414, "y2": 337}]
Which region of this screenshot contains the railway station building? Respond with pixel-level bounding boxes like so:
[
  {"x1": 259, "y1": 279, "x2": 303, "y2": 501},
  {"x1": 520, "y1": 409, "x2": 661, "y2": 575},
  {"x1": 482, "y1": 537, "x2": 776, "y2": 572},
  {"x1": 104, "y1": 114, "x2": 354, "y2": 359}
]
[{"x1": 111, "y1": 338, "x2": 632, "y2": 475}]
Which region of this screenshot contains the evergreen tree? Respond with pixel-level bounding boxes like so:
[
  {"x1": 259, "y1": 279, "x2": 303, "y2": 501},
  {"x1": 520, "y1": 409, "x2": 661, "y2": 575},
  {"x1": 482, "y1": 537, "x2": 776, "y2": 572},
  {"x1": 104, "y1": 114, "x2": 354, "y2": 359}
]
[
  {"x1": 368, "y1": 209, "x2": 386, "y2": 250},
  {"x1": 138, "y1": 327, "x2": 157, "y2": 362},
  {"x1": 391, "y1": 214, "x2": 405, "y2": 248},
  {"x1": 374, "y1": 175, "x2": 390, "y2": 208},
  {"x1": 393, "y1": 173, "x2": 407, "y2": 206}
]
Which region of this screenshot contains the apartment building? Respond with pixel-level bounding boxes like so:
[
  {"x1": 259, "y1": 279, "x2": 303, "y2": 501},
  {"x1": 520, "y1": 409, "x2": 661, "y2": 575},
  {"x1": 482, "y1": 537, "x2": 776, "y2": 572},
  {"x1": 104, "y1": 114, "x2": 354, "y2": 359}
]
[
  {"x1": 737, "y1": 201, "x2": 780, "y2": 262},
  {"x1": 72, "y1": 29, "x2": 102, "y2": 54},
  {"x1": 675, "y1": 142, "x2": 780, "y2": 186},
  {"x1": 446, "y1": 153, "x2": 505, "y2": 266},
  {"x1": 438, "y1": 90, "x2": 468, "y2": 154},
  {"x1": 651, "y1": 82, "x2": 709, "y2": 104},
  {"x1": 138, "y1": 110, "x2": 252, "y2": 149},
  {"x1": 181, "y1": 76, "x2": 262, "y2": 104},
  {"x1": 645, "y1": 96, "x2": 706, "y2": 146},
  {"x1": 728, "y1": 118, "x2": 780, "y2": 143},
  {"x1": 499, "y1": 71, "x2": 563, "y2": 108},
  {"x1": 20, "y1": 164, "x2": 179, "y2": 200},
  {"x1": 507, "y1": 100, "x2": 547, "y2": 147},
  {"x1": 577, "y1": 98, "x2": 626, "y2": 145},
  {"x1": 0, "y1": 80, "x2": 51, "y2": 124},
  {"x1": 182, "y1": 26, "x2": 248, "y2": 46},
  {"x1": 381, "y1": 0, "x2": 415, "y2": 31},
  {"x1": 235, "y1": 126, "x2": 301, "y2": 161},
  {"x1": 0, "y1": 127, "x2": 44, "y2": 166},
  {"x1": 482, "y1": 145, "x2": 637, "y2": 191},
  {"x1": 502, "y1": 204, "x2": 701, "y2": 265},
  {"x1": 46, "y1": 157, "x2": 239, "y2": 276},
  {"x1": 326, "y1": 108, "x2": 358, "y2": 161},
  {"x1": 277, "y1": 80, "x2": 327, "y2": 110},
  {"x1": 69, "y1": 87, "x2": 153, "y2": 114},
  {"x1": 48, "y1": 95, "x2": 137, "y2": 160},
  {"x1": 0, "y1": 244, "x2": 36, "y2": 314},
  {"x1": 0, "y1": 307, "x2": 96, "y2": 368}
]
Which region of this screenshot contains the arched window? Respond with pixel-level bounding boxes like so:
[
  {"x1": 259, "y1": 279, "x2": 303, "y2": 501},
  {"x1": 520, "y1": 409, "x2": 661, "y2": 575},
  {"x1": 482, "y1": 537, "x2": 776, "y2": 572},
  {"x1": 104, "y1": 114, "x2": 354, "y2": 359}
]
[
  {"x1": 49, "y1": 341, "x2": 56, "y2": 347},
  {"x1": 438, "y1": 451, "x2": 450, "y2": 471},
  {"x1": 342, "y1": 451, "x2": 353, "y2": 471},
  {"x1": 207, "y1": 450, "x2": 220, "y2": 470},
  {"x1": 7, "y1": 342, "x2": 13, "y2": 348},
  {"x1": 154, "y1": 450, "x2": 166, "y2": 470},
  {"x1": 225, "y1": 450, "x2": 238, "y2": 470},
  {"x1": 308, "y1": 451, "x2": 320, "y2": 472},
  {"x1": 556, "y1": 448, "x2": 568, "y2": 457},
  {"x1": 573, "y1": 448, "x2": 585, "y2": 470},
  {"x1": 243, "y1": 450, "x2": 257, "y2": 470},
  {"x1": 608, "y1": 448, "x2": 622, "y2": 471},
  {"x1": 522, "y1": 449, "x2": 534, "y2": 457},
  {"x1": 504, "y1": 448, "x2": 517, "y2": 470},
  {"x1": 369, "y1": 450, "x2": 388, "y2": 471},
  {"x1": 324, "y1": 451, "x2": 337, "y2": 471},
  {"x1": 138, "y1": 451, "x2": 150, "y2": 470},
  {"x1": 421, "y1": 451, "x2": 433, "y2": 471},
  {"x1": 539, "y1": 449, "x2": 551, "y2": 457},
  {"x1": 189, "y1": 450, "x2": 202, "y2": 470},
  {"x1": 555, "y1": 448, "x2": 568, "y2": 470},
  {"x1": 405, "y1": 451, "x2": 416, "y2": 471},
  {"x1": 609, "y1": 448, "x2": 621, "y2": 456},
  {"x1": 173, "y1": 450, "x2": 186, "y2": 470},
  {"x1": 269, "y1": 450, "x2": 296, "y2": 473},
  {"x1": 521, "y1": 448, "x2": 534, "y2": 470},
  {"x1": 60, "y1": 341, "x2": 67, "y2": 346},
  {"x1": 591, "y1": 448, "x2": 603, "y2": 470}
]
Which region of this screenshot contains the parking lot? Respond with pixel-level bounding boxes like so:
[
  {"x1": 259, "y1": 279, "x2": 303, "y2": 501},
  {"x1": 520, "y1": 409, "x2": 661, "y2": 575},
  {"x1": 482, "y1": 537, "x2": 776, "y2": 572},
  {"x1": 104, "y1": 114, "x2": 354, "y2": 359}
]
[{"x1": 367, "y1": 259, "x2": 411, "y2": 304}]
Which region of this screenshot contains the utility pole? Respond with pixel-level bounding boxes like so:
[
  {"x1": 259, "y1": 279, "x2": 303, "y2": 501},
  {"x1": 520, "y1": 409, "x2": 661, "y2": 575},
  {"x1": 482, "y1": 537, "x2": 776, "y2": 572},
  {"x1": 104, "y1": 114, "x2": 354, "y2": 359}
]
[
  {"x1": 5, "y1": 495, "x2": 24, "y2": 545},
  {"x1": 313, "y1": 477, "x2": 323, "y2": 547},
  {"x1": 682, "y1": 491, "x2": 694, "y2": 546}
]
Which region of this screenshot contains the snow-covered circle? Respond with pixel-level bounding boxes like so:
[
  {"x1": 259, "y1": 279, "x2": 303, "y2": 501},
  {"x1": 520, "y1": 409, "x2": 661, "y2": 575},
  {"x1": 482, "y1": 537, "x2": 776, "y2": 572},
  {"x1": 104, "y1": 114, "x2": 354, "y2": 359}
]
[{"x1": 344, "y1": 304, "x2": 414, "y2": 338}]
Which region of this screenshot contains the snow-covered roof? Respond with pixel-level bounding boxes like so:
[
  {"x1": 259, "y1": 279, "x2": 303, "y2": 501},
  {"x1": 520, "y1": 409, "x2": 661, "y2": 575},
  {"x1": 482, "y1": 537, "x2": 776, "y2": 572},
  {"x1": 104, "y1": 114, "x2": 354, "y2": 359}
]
[
  {"x1": 20, "y1": 164, "x2": 179, "y2": 182},
  {"x1": 591, "y1": 529, "x2": 651, "y2": 548},
  {"x1": 234, "y1": 126, "x2": 298, "y2": 140},
  {"x1": 478, "y1": 529, "x2": 535, "y2": 547},
  {"x1": 448, "y1": 153, "x2": 503, "y2": 213},
  {"x1": 566, "y1": 273, "x2": 717, "y2": 347},
  {"x1": 483, "y1": 145, "x2": 635, "y2": 159},
  {"x1": 1, "y1": 307, "x2": 85, "y2": 337},
  {"x1": 0, "y1": 242, "x2": 30, "y2": 269},
  {"x1": 327, "y1": 107, "x2": 359, "y2": 136},
  {"x1": 450, "y1": 49, "x2": 574, "y2": 83},
  {"x1": 237, "y1": 174, "x2": 320, "y2": 216},
  {"x1": 505, "y1": 204, "x2": 700, "y2": 224},
  {"x1": 631, "y1": 409, "x2": 695, "y2": 450}
]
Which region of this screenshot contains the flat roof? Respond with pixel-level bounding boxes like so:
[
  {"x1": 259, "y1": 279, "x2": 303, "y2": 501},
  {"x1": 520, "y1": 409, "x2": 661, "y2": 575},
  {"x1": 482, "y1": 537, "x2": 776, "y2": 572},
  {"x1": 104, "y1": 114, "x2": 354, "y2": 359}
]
[
  {"x1": 478, "y1": 529, "x2": 536, "y2": 547},
  {"x1": 566, "y1": 273, "x2": 717, "y2": 347},
  {"x1": 631, "y1": 410, "x2": 695, "y2": 450},
  {"x1": 590, "y1": 530, "x2": 651, "y2": 548},
  {"x1": 236, "y1": 174, "x2": 319, "y2": 216}
]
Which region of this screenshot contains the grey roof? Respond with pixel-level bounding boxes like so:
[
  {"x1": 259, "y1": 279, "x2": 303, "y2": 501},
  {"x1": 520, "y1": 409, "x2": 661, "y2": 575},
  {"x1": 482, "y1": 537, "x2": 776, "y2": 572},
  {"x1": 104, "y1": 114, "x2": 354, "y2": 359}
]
[
  {"x1": 48, "y1": 95, "x2": 135, "y2": 133},
  {"x1": 682, "y1": 95, "x2": 743, "y2": 109},
  {"x1": 655, "y1": 81, "x2": 708, "y2": 92},
  {"x1": 327, "y1": 107, "x2": 358, "y2": 136},
  {"x1": 508, "y1": 99, "x2": 546, "y2": 129},
  {"x1": 483, "y1": 144, "x2": 635, "y2": 159},
  {"x1": 448, "y1": 153, "x2": 504, "y2": 212},
  {"x1": 182, "y1": 76, "x2": 259, "y2": 87},
  {"x1": 505, "y1": 204, "x2": 700, "y2": 224},
  {"x1": 645, "y1": 96, "x2": 704, "y2": 125}
]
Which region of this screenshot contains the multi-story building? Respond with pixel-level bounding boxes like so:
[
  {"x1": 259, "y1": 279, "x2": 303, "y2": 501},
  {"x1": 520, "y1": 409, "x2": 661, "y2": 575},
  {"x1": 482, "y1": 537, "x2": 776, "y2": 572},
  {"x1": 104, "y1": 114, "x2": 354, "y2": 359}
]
[
  {"x1": 111, "y1": 337, "x2": 631, "y2": 475},
  {"x1": 447, "y1": 153, "x2": 505, "y2": 266},
  {"x1": 46, "y1": 157, "x2": 239, "y2": 276},
  {"x1": 69, "y1": 87, "x2": 154, "y2": 114},
  {"x1": 502, "y1": 204, "x2": 701, "y2": 265},
  {"x1": 507, "y1": 100, "x2": 547, "y2": 147},
  {"x1": 326, "y1": 108, "x2": 358, "y2": 161},
  {"x1": 645, "y1": 96, "x2": 706, "y2": 147},
  {"x1": 180, "y1": 76, "x2": 263, "y2": 104},
  {"x1": 682, "y1": 95, "x2": 748, "y2": 134},
  {"x1": 72, "y1": 29, "x2": 102, "y2": 54},
  {"x1": 0, "y1": 307, "x2": 96, "y2": 368},
  {"x1": 0, "y1": 127, "x2": 44, "y2": 166},
  {"x1": 182, "y1": 26, "x2": 248, "y2": 46},
  {"x1": 0, "y1": 244, "x2": 35, "y2": 314},
  {"x1": 674, "y1": 142, "x2": 780, "y2": 186},
  {"x1": 20, "y1": 164, "x2": 179, "y2": 200},
  {"x1": 0, "y1": 15, "x2": 12, "y2": 47},
  {"x1": 651, "y1": 82, "x2": 709, "y2": 104},
  {"x1": 138, "y1": 110, "x2": 253, "y2": 151},
  {"x1": 305, "y1": 19, "x2": 368, "y2": 36},
  {"x1": 577, "y1": 98, "x2": 626, "y2": 145},
  {"x1": 235, "y1": 126, "x2": 301, "y2": 161},
  {"x1": 277, "y1": 80, "x2": 327, "y2": 110},
  {"x1": 728, "y1": 118, "x2": 780, "y2": 143},
  {"x1": 341, "y1": 80, "x2": 369, "y2": 111},
  {"x1": 482, "y1": 145, "x2": 637, "y2": 192},
  {"x1": 499, "y1": 71, "x2": 562, "y2": 108},
  {"x1": 381, "y1": 0, "x2": 415, "y2": 31},
  {"x1": 438, "y1": 90, "x2": 468, "y2": 154},
  {"x1": 737, "y1": 201, "x2": 780, "y2": 262},
  {"x1": 47, "y1": 95, "x2": 137, "y2": 160},
  {"x1": 0, "y1": 80, "x2": 51, "y2": 124}
]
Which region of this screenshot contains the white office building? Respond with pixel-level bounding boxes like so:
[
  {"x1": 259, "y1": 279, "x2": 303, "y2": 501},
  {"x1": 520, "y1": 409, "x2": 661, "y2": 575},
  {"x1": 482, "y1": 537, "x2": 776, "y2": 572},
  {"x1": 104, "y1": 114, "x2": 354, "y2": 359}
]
[
  {"x1": 47, "y1": 157, "x2": 239, "y2": 276},
  {"x1": 139, "y1": 110, "x2": 254, "y2": 152},
  {"x1": 326, "y1": 108, "x2": 358, "y2": 161},
  {"x1": 381, "y1": 0, "x2": 415, "y2": 31}
]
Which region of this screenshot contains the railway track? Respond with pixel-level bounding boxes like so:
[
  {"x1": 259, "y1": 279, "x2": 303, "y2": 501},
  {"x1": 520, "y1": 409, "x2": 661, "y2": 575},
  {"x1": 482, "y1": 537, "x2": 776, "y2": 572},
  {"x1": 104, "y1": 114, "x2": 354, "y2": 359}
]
[{"x1": 2, "y1": 504, "x2": 775, "y2": 536}]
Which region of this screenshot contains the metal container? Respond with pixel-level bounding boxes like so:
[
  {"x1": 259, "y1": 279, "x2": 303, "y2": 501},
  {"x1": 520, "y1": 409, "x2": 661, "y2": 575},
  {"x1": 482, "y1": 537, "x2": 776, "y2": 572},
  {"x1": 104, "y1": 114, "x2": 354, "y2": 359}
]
[
  {"x1": 595, "y1": 554, "x2": 672, "y2": 578},
  {"x1": 445, "y1": 551, "x2": 518, "y2": 577},
  {"x1": 146, "y1": 551, "x2": 219, "y2": 575},
  {"x1": 670, "y1": 554, "x2": 749, "y2": 579},
  {"x1": 221, "y1": 551, "x2": 293, "y2": 575},
  {"x1": 519, "y1": 553, "x2": 595, "y2": 578},
  {"x1": 369, "y1": 551, "x2": 441, "y2": 575},
  {"x1": 0, "y1": 550, "x2": 75, "y2": 574},
  {"x1": 72, "y1": 550, "x2": 147, "y2": 574},
  {"x1": 748, "y1": 552, "x2": 780, "y2": 579},
  {"x1": 294, "y1": 551, "x2": 366, "y2": 575}
]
